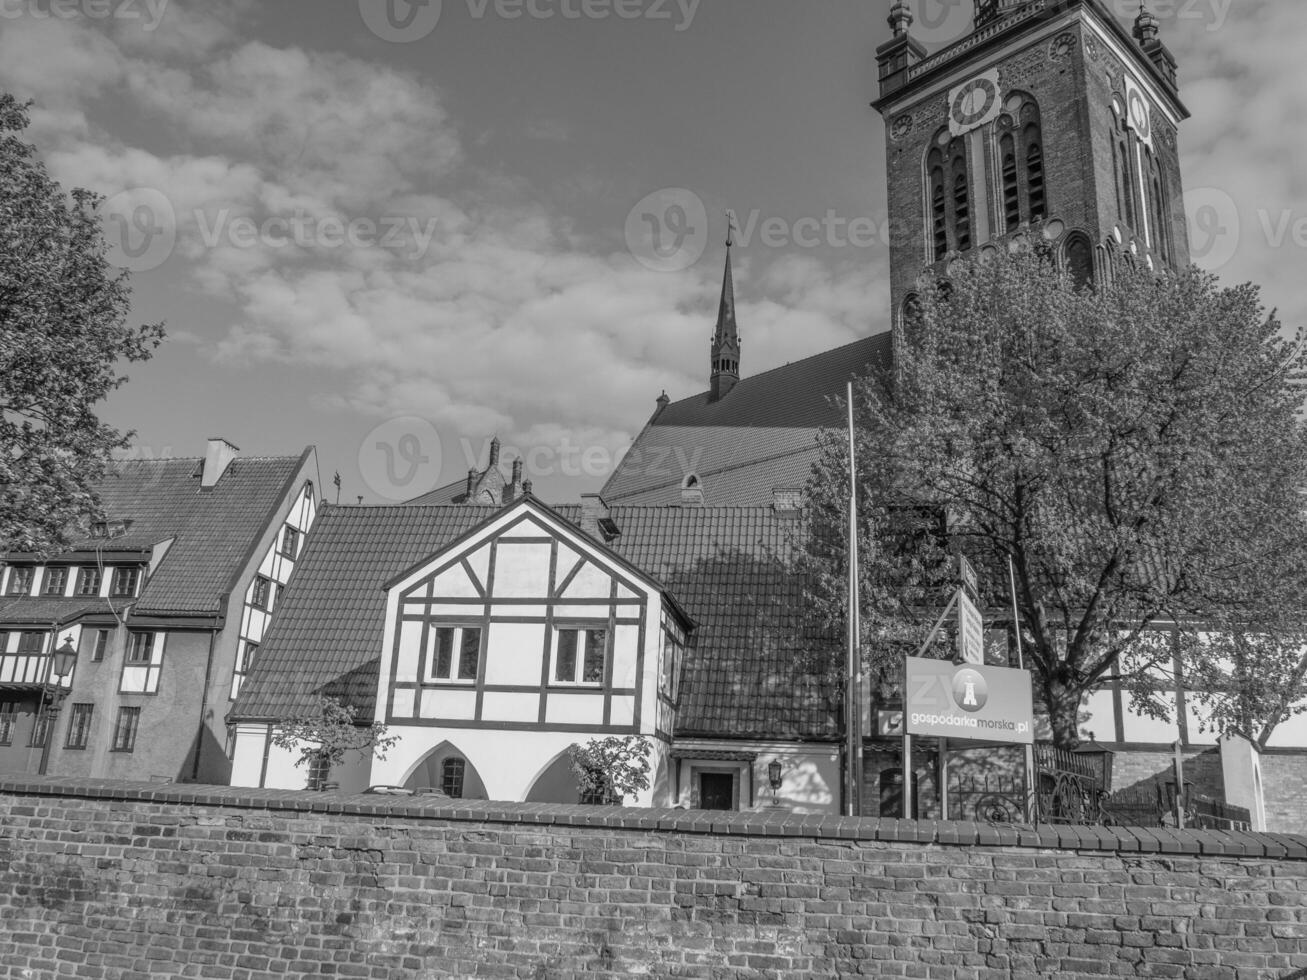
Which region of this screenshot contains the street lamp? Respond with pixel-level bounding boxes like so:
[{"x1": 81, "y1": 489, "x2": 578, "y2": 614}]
[
  {"x1": 51, "y1": 638, "x2": 78, "y2": 684},
  {"x1": 1073, "y1": 732, "x2": 1116, "y2": 793},
  {"x1": 37, "y1": 638, "x2": 78, "y2": 776},
  {"x1": 768, "y1": 759, "x2": 783, "y2": 806}
]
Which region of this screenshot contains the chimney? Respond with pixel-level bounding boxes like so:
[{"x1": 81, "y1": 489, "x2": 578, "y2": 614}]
[
  {"x1": 652, "y1": 391, "x2": 671, "y2": 422},
  {"x1": 202, "y1": 438, "x2": 239, "y2": 489},
  {"x1": 488, "y1": 437, "x2": 501, "y2": 468},
  {"x1": 580, "y1": 494, "x2": 614, "y2": 542},
  {"x1": 466, "y1": 468, "x2": 478, "y2": 502},
  {"x1": 508, "y1": 458, "x2": 524, "y2": 503}
]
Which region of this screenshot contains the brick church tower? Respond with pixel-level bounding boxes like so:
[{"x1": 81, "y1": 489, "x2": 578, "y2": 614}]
[{"x1": 872, "y1": 0, "x2": 1190, "y2": 324}]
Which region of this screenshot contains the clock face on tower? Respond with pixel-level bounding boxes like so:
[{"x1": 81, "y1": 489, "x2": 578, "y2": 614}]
[{"x1": 951, "y1": 76, "x2": 1000, "y2": 129}]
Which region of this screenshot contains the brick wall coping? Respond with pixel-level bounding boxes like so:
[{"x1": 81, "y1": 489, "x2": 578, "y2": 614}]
[{"x1": 3, "y1": 774, "x2": 1305, "y2": 861}]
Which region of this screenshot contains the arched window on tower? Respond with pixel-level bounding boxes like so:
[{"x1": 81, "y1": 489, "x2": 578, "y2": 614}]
[
  {"x1": 925, "y1": 132, "x2": 973, "y2": 259},
  {"x1": 1114, "y1": 104, "x2": 1138, "y2": 232},
  {"x1": 1149, "y1": 152, "x2": 1171, "y2": 265},
  {"x1": 953, "y1": 168, "x2": 971, "y2": 251},
  {"x1": 1064, "y1": 233, "x2": 1095, "y2": 291},
  {"x1": 1025, "y1": 133, "x2": 1046, "y2": 222},
  {"x1": 927, "y1": 145, "x2": 947, "y2": 261},
  {"x1": 1001, "y1": 133, "x2": 1019, "y2": 233}
]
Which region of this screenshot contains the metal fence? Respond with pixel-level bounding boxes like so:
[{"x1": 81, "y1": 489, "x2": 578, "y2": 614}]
[{"x1": 950, "y1": 743, "x2": 1252, "y2": 830}]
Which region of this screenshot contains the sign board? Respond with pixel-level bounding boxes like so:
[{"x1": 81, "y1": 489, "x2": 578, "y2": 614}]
[
  {"x1": 876, "y1": 708, "x2": 905, "y2": 738},
  {"x1": 958, "y1": 554, "x2": 978, "y2": 599},
  {"x1": 956, "y1": 590, "x2": 985, "y2": 665},
  {"x1": 905, "y1": 657, "x2": 1035, "y2": 745}
]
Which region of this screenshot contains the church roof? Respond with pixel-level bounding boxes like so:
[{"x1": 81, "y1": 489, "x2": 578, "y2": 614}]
[
  {"x1": 231, "y1": 502, "x2": 839, "y2": 741},
  {"x1": 602, "y1": 332, "x2": 893, "y2": 507}
]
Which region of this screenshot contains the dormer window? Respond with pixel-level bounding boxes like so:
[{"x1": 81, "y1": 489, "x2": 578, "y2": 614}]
[
  {"x1": 90, "y1": 519, "x2": 132, "y2": 540},
  {"x1": 43, "y1": 567, "x2": 68, "y2": 597},
  {"x1": 110, "y1": 567, "x2": 141, "y2": 598},
  {"x1": 76, "y1": 567, "x2": 102, "y2": 597},
  {"x1": 5, "y1": 567, "x2": 34, "y2": 596}
]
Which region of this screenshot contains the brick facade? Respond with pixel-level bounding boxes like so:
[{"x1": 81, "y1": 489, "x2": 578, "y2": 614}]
[
  {"x1": 877, "y1": 3, "x2": 1190, "y2": 324},
  {"x1": 1, "y1": 777, "x2": 1305, "y2": 978}
]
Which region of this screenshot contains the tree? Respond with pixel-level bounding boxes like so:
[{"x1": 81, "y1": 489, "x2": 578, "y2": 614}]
[
  {"x1": 567, "y1": 735, "x2": 652, "y2": 805},
  {"x1": 270, "y1": 696, "x2": 399, "y2": 790},
  {"x1": 805, "y1": 244, "x2": 1307, "y2": 748},
  {"x1": 0, "y1": 94, "x2": 164, "y2": 555}
]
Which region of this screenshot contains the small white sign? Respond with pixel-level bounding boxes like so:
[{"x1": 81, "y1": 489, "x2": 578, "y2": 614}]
[{"x1": 957, "y1": 590, "x2": 985, "y2": 665}]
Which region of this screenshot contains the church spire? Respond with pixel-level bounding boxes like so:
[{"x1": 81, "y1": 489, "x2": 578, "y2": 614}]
[{"x1": 709, "y1": 221, "x2": 740, "y2": 402}]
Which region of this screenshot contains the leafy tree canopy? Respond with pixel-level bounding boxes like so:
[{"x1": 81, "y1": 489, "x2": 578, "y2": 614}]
[
  {"x1": 568, "y1": 735, "x2": 652, "y2": 805},
  {"x1": 1, "y1": 94, "x2": 164, "y2": 555},
  {"x1": 806, "y1": 245, "x2": 1307, "y2": 748},
  {"x1": 270, "y1": 696, "x2": 399, "y2": 776}
]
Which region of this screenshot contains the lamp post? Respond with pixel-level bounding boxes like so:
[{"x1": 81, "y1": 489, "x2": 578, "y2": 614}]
[
  {"x1": 37, "y1": 638, "x2": 78, "y2": 776},
  {"x1": 768, "y1": 759, "x2": 783, "y2": 806}
]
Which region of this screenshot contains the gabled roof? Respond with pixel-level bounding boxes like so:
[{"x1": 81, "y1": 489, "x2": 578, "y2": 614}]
[
  {"x1": 602, "y1": 332, "x2": 892, "y2": 507},
  {"x1": 2, "y1": 451, "x2": 312, "y2": 620},
  {"x1": 233, "y1": 503, "x2": 838, "y2": 740}
]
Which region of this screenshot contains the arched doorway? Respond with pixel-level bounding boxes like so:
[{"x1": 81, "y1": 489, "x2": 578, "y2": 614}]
[
  {"x1": 403, "y1": 741, "x2": 489, "y2": 800},
  {"x1": 524, "y1": 751, "x2": 583, "y2": 804}
]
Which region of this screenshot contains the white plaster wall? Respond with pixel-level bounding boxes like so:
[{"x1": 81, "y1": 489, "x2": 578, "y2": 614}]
[
  {"x1": 669, "y1": 741, "x2": 841, "y2": 815},
  {"x1": 374, "y1": 726, "x2": 658, "y2": 806}
]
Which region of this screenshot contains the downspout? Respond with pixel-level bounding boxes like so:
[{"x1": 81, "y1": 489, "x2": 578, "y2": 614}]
[{"x1": 190, "y1": 595, "x2": 225, "y2": 783}]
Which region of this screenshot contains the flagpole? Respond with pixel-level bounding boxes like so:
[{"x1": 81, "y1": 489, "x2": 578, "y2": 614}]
[{"x1": 846, "y1": 381, "x2": 862, "y2": 817}]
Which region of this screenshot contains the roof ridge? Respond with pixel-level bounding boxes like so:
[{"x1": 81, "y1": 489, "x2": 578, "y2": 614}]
[{"x1": 664, "y1": 330, "x2": 890, "y2": 407}]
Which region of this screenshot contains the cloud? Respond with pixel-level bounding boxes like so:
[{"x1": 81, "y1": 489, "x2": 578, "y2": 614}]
[{"x1": 0, "y1": 3, "x2": 914, "y2": 483}]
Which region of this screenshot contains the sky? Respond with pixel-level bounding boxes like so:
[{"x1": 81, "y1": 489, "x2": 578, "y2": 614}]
[{"x1": 1, "y1": 0, "x2": 1303, "y2": 504}]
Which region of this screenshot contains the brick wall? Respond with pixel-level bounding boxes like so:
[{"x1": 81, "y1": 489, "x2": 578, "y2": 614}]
[
  {"x1": 1262, "y1": 751, "x2": 1307, "y2": 837},
  {"x1": 1, "y1": 776, "x2": 1305, "y2": 979}
]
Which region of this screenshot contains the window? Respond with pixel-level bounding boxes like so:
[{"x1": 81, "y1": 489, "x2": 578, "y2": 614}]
[
  {"x1": 1026, "y1": 138, "x2": 1046, "y2": 221},
  {"x1": 441, "y1": 757, "x2": 466, "y2": 798},
  {"x1": 111, "y1": 707, "x2": 141, "y2": 752},
  {"x1": 553, "y1": 626, "x2": 608, "y2": 686},
  {"x1": 6, "y1": 566, "x2": 33, "y2": 596},
  {"x1": 930, "y1": 164, "x2": 947, "y2": 258},
  {"x1": 952, "y1": 168, "x2": 971, "y2": 251},
  {"x1": 250, "y1": 576, "x2": 272, "y2": 610},
  {"x1": 110, "y1": 566, "x2": 141, "y2": 598},
  {"x1": 1065, "y1": 234, "x2": 1095, "y2": 292},
  {"x1": 1000, "y1": 133, "x2": 1019, "y2": 232},
  {"x1": 0, "y1": 701, "x2": 16, "y2": 746},
  {"x1": 279, "y1": 525, "x2": 300, "y2": 559},
  {"x1": 76, "y1": 566, "x2": 102, "y2": 597},
  {"x1": 65, "y1": 703, "x2": 94, "y2": 750},
  {"x1": 427, "y1": 627, "x2": 481, "y2": 684},
  {"x1": 18, "y1": 632, "x2": 44, "y2": 656},
  {"x1": 87, "y1": 629, "x2": 110, "y2": 663},
  {"x1": 230, "y1": 640, "x2": 259, "y2": 700},
  {"x1": 42, "y1": 567, "x2": 68, "y2": 597},
  {"x1": 121, "y1": 632, "x2": 163, "y2": 694},
  {"x1": 29, "y1": 710, "x2": 50, "y2": 748}
]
